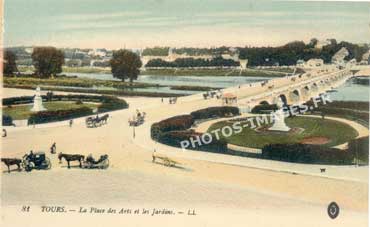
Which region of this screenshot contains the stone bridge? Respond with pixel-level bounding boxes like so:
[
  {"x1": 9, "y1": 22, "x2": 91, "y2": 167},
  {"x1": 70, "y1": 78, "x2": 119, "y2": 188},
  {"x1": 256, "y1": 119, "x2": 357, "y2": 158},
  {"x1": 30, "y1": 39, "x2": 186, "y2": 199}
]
[{"x1": 217, "y1": 67, "x2": 358, "y2": 110}]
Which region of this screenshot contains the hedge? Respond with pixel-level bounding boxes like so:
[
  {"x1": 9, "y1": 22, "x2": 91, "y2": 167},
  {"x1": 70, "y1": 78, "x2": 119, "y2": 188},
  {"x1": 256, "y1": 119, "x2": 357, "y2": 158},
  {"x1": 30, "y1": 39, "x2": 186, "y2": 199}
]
[
  {"x1": 261, "y1": 143, "x2": 353, "y2": 165},
  {"x1": 190, "y1": 106, "x2": 240, "y2": 120},
  {"x1": 28, "y1": 107, "x2": 93, "y2": 124},
  {"x1": 3, "y1": 96, "x2": 35, "y2": 106},
  {"x1": 150, "y1": 110, "x2": 231, "y2": 152},
  {"x1": 251, "y1": 104, "x2": 278, "y2": 114},
  {"x1": 151, "y1": 115, "x2": 194, "y2": 138},
  {"x1": 157, "y1": 130, "x2": 228, "y2": 152},
  {"x1": 2, "y1": 115, "x2": 14, "y2": 126},
  {"x1": 348, "y1": 136, "x2": 369, "y2": 164}
]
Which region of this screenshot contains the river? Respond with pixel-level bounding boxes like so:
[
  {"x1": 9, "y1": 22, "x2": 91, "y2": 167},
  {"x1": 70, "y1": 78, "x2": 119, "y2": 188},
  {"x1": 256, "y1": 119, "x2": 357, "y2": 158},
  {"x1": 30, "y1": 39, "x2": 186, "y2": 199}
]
[{"x1": 63, "y1": 72, "x2": 369, "y2": 101}]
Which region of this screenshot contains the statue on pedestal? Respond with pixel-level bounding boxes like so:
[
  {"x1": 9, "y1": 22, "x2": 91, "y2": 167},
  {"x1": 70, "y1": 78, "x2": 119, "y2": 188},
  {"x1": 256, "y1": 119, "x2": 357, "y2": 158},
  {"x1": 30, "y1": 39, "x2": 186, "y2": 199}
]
[
  {"x1": 268, "y1": 97, "x2": 290, "y2": 132},
  {"x1": 31, "y1": 87, "x2": 46, "y2": 112}
]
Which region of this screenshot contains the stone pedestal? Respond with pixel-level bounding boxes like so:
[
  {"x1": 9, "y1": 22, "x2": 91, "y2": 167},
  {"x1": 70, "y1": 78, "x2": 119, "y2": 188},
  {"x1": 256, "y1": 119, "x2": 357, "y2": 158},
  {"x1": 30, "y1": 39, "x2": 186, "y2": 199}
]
[{"x1": 269, "y1": 110, "x2": 291, "y2": 132}]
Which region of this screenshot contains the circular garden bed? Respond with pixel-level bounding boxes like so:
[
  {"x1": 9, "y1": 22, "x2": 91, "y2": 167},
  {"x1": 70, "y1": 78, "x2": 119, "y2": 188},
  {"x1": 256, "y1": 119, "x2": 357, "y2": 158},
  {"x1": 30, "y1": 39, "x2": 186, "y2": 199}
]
[
  {"x1": 3, "y1": 94, "x2": 129, "y2": 125},
  {"x1": 208, "y1": 116, "x2": 358, "y2": 149}
]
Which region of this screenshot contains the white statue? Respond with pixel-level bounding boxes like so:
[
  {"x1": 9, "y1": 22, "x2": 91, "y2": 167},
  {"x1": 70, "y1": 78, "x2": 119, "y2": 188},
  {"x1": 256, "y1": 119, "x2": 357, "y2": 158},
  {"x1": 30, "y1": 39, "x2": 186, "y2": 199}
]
[
  {"x1": 31, "y1": 87, "x2": 46, "y2": 112},
  {"x1": 268, "y1": 97, "x2": 290, "y2": 132}
]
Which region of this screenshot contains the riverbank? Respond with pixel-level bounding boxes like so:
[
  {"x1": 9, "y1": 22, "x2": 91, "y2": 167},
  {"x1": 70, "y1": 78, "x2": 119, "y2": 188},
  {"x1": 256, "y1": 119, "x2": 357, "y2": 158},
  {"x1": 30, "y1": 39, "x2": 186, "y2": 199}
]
[
  {"x1": 19, "y1": 66, "x2": 287, "y2": 77},
  {"x1": 3, "y1": 76, "x2": 220, "y2": 97}
]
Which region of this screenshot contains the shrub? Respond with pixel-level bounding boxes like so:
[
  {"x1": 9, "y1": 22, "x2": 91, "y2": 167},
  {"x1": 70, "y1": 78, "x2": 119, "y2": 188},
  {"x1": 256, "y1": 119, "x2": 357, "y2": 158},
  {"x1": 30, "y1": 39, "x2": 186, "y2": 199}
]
[
  {"x1": 2, "y1": 115, "x2": 14, "y2": 126},
  {"x1": 348, "y1": 136, "x2": 369, "y2": 164},
  {"x1": 3, "y1": 96, "x2": 35, "y2": 106},
  {"x1": 97, "y1": 96, "x2": 129, "y2": 113},
  {"x1": 151, "y1": 108, "x2": 241, "y2": 153},
  {"x1": 190, "y1": 106, "x2": 240, "y2": 120},
  {"x1": 28, "y1": 107, "x2": 93, "y2": 124},
  {"x1": 262, "y1": 143, "x2": 353, "y2": 165},
  {"x1": 75, "y1": 100, "x2": 83, "y2": 105},
  {"x1": 158, "y1": 130, "x2": 228, "y2": 152},
  {"x1": 251, "y1": 104, "x2": 278, "y2": 114},
  {"x1": 152, "y1": 115, "x2": 194, "y2": 134}
]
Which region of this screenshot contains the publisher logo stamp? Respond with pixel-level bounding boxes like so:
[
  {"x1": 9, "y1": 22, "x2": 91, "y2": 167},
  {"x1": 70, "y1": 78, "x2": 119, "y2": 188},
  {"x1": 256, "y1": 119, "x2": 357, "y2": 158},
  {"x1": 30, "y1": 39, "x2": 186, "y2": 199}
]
[{"x1": 327, "y1": 202, "x2": 339, "y2": 219}]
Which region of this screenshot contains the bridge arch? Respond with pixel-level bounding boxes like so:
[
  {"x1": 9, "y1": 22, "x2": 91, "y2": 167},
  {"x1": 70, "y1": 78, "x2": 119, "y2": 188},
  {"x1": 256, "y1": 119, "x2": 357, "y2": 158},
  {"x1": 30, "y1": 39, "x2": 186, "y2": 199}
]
[
  {"x1": 289, "y1": 89, "x2": 301, "y2": 103},
  {"x1": 300, "y1": 86, "x2": 310, "y2": 97},
  {"x1": 278, "y1": 94, "x2": 288, "y2": 106},
  {"x1": 311, "y1": 83, "x2": 318, "y2": 90}
]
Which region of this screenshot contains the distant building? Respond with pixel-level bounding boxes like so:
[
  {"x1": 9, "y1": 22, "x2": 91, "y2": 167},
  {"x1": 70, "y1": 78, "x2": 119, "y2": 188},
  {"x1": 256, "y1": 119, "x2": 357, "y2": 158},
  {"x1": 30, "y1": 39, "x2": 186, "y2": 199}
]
[
  {"x1": 141, "y1": 47, "x2": 214, "y2": 67},
  {"x1": 296, "y1": 59, "x2": 305, "y2": 67},
  {"x1": 25, "y1": 47, "x2": 33, "y2": 54},
  {"x1": 315, "y1": 39, "x2": 332, "y2": 49},
  {"x1": 221, "y1": 53, "x2": 239, "y2": 61},
  {"x1": 88, "y1": 49, "x2": 107, "y2": 57},
  {"x1": 360, "y1": 51, "x2": 370, "y2": 65},
  {"x1": 305, "y1": 59, "x2": 324, "y2": 68},
  {"x1": 332, "y1": 47, "x2": 349, "y2": 65}
]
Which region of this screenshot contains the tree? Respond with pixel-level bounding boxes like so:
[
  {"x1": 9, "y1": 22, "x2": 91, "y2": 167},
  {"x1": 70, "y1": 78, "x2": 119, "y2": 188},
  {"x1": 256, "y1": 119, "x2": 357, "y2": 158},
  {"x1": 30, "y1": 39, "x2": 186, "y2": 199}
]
[
  {"x1": 32, "y1": 47, "x2": 64, "y2": 78},
  {"x1": 308, "y1": 38, "x2": 318, "y2": 48},
  {"x1": 110, "y1": 49, "x2": 142, "y2": 82},
  {"x1": 3, "y1": 50, "x2": 18, "y2": 76}
]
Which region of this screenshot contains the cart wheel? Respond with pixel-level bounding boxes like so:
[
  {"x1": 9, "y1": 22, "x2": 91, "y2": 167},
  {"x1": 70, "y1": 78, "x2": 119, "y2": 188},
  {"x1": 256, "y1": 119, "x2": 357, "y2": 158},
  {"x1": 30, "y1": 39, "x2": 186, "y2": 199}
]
[
  {"x1": 23, "y1": 162, "x2": 34, "y2": 172},
  {"x1": 44, "y1": 157, "x2": 52, "y2": 170},
  {"x1": 102, "y1": 159, "x2": 109, "y2": 169}
]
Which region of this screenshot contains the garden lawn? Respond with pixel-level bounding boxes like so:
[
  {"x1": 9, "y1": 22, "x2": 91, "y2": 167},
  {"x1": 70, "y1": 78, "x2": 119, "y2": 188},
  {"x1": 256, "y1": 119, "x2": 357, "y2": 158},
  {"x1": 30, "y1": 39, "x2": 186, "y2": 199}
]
[
  {"x1": 207, "y1": 116, "x2": 358, "y2": 149},
  {"x1": 3, "y1": 102, "x2": 98, "y2": 120}
]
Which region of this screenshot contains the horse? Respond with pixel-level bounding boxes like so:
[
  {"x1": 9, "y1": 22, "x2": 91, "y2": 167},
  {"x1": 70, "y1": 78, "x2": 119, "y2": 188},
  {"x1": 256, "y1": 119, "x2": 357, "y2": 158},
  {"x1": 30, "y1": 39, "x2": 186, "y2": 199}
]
[
  {"x1": 58, "y1": 153, "x2": 85, "y2": 169},
  {"x1": 1, "y1": 158, "x2": 22, "y2": 173},
  {"x1": 100, "y1": 114, "x2": 109, "y2": 124}
]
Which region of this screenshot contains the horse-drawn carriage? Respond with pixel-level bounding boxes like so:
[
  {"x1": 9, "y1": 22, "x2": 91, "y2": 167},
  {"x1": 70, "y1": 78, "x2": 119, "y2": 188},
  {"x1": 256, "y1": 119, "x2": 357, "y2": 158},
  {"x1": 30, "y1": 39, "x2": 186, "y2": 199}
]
[
  {"x1": 22, "y1": 151, "x2": 51, "y2": 172},
  {"x1": 85, "y1": 114, "x2": 109, "y2": 128},
  {"x1": 128, "y1": 112, "x2": 146, "y2": 126},
  {"x1": 169, "y1": 97, "x2": 177, "y2": 104},
  {"x1": 203, "y1": 91, "x2": 220, "y2": 100},
  {"x1": 82, "y1": 154, "x2": 109, "y2": 169},
  {"x1": 58, "y1": 152, "x2": 109, "y2": 169}
]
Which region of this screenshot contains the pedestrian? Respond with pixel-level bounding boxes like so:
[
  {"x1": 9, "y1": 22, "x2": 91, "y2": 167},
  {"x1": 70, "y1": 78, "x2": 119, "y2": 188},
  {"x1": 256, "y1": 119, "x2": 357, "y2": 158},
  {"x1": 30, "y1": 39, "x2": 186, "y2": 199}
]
[
  {"x1": 152, "y1": 149, "x2": 156, "y2": 163},
  {"x1": 50, "y1": 142, "x2": 56, "y2": 154},
  {"x1": 69, "y1": 119, "x2": 73, "y2": 127},
  {"x1": 2, "y1": 129, "x2": 7, "y2": 137}
]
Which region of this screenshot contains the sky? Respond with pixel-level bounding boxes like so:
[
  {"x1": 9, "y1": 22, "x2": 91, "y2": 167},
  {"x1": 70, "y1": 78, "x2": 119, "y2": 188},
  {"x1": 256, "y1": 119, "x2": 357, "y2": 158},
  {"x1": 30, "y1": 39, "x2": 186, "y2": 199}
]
[{"x1": 4, "y1": 0, "x2": 370, "y2": 49}]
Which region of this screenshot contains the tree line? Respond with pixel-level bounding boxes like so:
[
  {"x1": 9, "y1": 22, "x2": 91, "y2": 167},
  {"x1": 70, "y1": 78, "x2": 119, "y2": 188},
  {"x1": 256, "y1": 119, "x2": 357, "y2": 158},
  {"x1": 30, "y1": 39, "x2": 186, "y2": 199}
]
[
  {"x1": 146, "y1": 57, "x2": 239, "y2": 68},
  {"x1": 238, "y1": 39, "x2": 368, "y2": 66},
  {"x1": 143, "y1": 38, "x2": 368, "y2": 67},
  {"x1": 4, "y1": 47, "x2": 142, "y2": 83}
]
